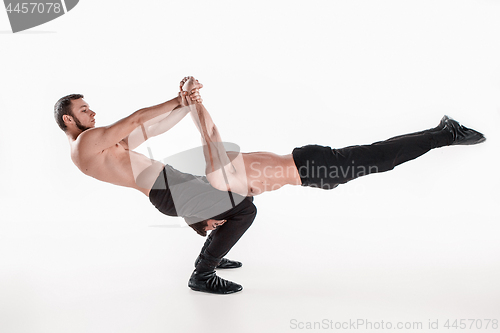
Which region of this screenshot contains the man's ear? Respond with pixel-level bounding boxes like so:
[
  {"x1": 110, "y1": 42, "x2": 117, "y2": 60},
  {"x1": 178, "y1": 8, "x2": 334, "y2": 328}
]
[{"x1": 62, "y1": 114, "x2": 73, "y2": 124}]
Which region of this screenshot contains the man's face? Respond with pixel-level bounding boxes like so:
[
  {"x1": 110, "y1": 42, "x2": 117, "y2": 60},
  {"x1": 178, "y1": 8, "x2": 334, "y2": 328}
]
[{"x1": 70, "y1": 98, "x2": 96, "y2": 131}]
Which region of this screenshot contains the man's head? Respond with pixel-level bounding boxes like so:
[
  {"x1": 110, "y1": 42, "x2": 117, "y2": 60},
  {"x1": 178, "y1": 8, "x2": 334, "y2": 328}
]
[
  {"x1": 54, "y1": 94, "x2": 96, "y2": 133},
  {"x1": 188, "y1": 219, "x2": 227, "y2": 237}
]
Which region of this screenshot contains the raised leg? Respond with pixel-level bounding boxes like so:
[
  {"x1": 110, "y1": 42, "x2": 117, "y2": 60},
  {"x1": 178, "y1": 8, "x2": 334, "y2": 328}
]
[{"x1": 293, "y1": 117, "x2": 456, "y2": 189}]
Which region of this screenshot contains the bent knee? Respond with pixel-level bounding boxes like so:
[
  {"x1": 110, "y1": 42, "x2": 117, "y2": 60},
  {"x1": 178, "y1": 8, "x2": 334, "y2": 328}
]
[{"x1": 240, "y1": 198, "x2": 257, "y2": 217}]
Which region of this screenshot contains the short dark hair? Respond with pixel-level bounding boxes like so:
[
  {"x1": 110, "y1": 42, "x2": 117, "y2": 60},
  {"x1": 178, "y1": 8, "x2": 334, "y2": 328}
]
[
  {"x1": 54, "y1": 94, "x2": 84, "y2": 132},
  {"x1": 188, "y1": 219, "x2": 208, "y2": 237}
]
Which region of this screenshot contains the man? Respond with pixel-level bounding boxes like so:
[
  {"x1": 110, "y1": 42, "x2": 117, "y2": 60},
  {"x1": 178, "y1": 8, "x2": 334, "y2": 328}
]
[
  {"x1": 54, "y1": 80, "x2": 256, "y2": 295},
  {"x1": 182, "y1": 77, "x2": 485, "y2": 197}
]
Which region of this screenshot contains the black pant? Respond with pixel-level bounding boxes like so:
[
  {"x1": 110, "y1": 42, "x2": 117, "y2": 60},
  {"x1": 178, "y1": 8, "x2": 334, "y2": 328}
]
[
  {"x1": 293, "y1": 126, "x2": 453, "y2": 189},
  {"x1": 149, "y1": 165, "x2": 257, "y2": 263},
  {"x1": 197, "y1": 196, "x2": 257, "y2": 261},
  {"x1": 201, "y1": 127, "x2": 450, "y2": 260}
]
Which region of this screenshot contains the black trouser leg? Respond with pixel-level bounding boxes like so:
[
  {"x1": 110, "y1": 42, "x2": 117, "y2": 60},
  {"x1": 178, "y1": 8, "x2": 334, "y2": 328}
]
[
  {"x1": 189, "y1": 197, "x2": 256, "y2": 294},
  {"x1": 196, "y1": 230, "x2": 215, "y2": 260},
  {"x1": 194, "y1": 196, "x2": 256, "y2": 271},
  {"x1": 200, "y1": 197, "x2": 257, "y2": 262},
  {"x1": 333, "y1": 128, "x2": 453, "y2": 184},
  {"x1": 296, "y1": 127, "x2": 453, "y2": 188}
]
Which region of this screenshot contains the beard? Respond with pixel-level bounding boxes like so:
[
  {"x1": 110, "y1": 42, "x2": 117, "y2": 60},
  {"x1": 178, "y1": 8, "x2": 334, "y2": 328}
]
[{"x1": 74, "y1": 116, "x2": 91, "y2": 132}]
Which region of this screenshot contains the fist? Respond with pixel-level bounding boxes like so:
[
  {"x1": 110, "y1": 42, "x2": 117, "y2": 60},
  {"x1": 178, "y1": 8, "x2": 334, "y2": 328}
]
[
  {"x1": 180, "y1": 76, "x2": 203, "y2": 93},
  {"x1": 179, "y1": 76, "x2": 203, "y2": 104}
]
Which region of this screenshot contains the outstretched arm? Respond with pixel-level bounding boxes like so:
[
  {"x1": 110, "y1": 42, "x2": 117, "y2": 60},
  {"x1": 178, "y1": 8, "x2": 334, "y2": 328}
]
[
  {"x1": 181, "y1": 77, "x2": 235, "y2": 176},
  {"x1": 124, "y1": 88, "x2": 203, "y2": 150},
  {"x1": 189, "y1": 102, "x2": 235, "y2": 174},
  {"x1": 79, "y1": 95, "x2": 183, "y2": 154},
  {"x1": 181, "y1": 77, "x2": 250, "y2": 195}
]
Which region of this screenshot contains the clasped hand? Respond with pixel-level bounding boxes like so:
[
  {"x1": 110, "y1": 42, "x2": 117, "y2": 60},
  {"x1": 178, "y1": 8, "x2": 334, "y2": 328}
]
[{"x1": 179, "y1": 76, "x2": 203, "y2": 107}]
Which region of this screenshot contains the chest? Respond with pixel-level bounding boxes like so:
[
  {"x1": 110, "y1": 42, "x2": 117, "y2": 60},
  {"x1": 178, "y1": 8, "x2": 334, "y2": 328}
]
[{"x1": 72, "y1": 141, "x2": 128, "y2": 170}]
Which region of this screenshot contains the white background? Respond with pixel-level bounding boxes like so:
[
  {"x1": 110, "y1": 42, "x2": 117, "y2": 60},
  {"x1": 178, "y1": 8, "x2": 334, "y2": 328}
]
[{"x1": 1, "y1": 1, "x2": 499, "y2": 332}]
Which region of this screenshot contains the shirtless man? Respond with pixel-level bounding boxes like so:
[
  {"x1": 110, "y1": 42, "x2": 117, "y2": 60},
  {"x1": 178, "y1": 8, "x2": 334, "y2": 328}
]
[
  {"x1": 182, "y1": 77, "x2": 486, "y2": 199},
  {"x1": 54, "y1": 81, "x2": 258, "y2": 295}
]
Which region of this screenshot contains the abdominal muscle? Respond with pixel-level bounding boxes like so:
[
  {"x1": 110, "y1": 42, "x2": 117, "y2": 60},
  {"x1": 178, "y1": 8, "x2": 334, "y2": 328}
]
[{"x1": 234, "y1": 151, "x2": 301, "y2": 195}]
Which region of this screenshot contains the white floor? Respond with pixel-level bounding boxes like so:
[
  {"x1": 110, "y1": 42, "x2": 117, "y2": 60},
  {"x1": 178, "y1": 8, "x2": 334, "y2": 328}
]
[{"x1": 2, "y1": 152, "x2": 499, "y2": 333}]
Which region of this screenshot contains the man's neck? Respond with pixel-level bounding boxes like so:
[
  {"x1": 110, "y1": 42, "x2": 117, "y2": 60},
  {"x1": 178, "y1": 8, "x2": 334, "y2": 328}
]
[{"x1": 66, "y1": 128, "x2": 84, "y2": 142}]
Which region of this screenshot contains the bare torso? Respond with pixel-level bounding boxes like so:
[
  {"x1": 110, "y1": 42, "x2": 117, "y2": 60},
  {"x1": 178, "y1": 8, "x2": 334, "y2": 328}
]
[
  {"x1": 70, "y1": 133, "x2": 164, "y2": 196},
  {"x1": 70, "y1": 129, "x2": 300, "y2": 198},
  {"x1": 224, "y1": 151, "x2": 301, "y2": 196}
]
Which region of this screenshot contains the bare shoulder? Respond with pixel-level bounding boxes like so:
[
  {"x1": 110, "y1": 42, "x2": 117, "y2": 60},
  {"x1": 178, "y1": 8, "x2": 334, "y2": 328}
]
[{"x1": 75, "y1": 127, "x2": 107, "y2": 154}]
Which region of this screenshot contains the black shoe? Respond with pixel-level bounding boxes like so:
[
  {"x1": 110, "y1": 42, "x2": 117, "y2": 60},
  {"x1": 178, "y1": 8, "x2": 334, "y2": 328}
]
[
  {"x1": 194, "y1": 256, "x2": 242, "y2": 269},
  {"x1": 188, "y1": 270, "x2": 243, "y2": 294},
  {"x1": 217, "y1": 258, "x2": 243, "y2": 269},
  {"x1": 437, "y1": 115, "x2": 448, "y2": 131},
  {"x1": 443, "y1": 115, "x2": 486, "y2": 146}
]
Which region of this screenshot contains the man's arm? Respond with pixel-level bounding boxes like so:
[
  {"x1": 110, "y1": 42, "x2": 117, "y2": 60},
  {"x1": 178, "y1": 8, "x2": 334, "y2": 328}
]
[
  {"x1": 189, "y1": 102, "x2": 235, "y2": 174},
  {"x1": 79, "y1": 96, "x2": 181, "y2": 154},
  {"x1": 123, "y1": 84, "x2": 203, "y2": 150},
  {"x1": 123, "y1": 104, "x2": 191, "y2": 150},
  {"x1": 180, "y1": 77, "x2": 235, "y2": 175}
]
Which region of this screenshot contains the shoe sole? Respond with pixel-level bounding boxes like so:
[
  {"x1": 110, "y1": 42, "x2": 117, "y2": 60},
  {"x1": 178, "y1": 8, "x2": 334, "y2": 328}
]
[
  {"x1": 451, "y1": 127, "x2": 486, "y2": 146},
  {"x1": 189, "y1": 286, "x2": 243, "y2": 294},
  {"x1": 444, "y1": 115, "x2": 486, "y2": 146}
]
